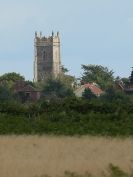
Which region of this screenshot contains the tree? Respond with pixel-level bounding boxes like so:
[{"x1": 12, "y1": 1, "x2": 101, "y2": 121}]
[
  {"x1": 0, "y1": 72, "x2": 24, "y2": 82},
  {"x1": 121, "y1": 77, "x2": 129, "y2": 86},
  {"x1": 25, "y1": 80, "x2": 36, "y2": 87},
  {"x1": 59, "y1": 65, "x2": 78, "y2": 90},
  {"x1": 0, "y1": 85, "x2": 12, "y2": 101},
  {"x1": 59, "y1": 74, "x2": 76, "y2": 89},
  {"x1": 61, "y1": 65, "x2": 69, "y2": 74},
  {"x1": 129, "y1": 68, "x2": 133, "y2": 84},
  {"x1": 101, "y1": 86, "x2": 128, "y2": 102},
  {"x1": 43, "y1": 78, "x2": 74, "y2": 99},
  {"x1": 82, "y1": 88, "x2": 96, "y2": 100},
  {"x1": 81, "y1": 64, "x2": 114, "y2": 89},
  {"x1": 0, "y1": 72, "x2": 25, "y2": 88}
]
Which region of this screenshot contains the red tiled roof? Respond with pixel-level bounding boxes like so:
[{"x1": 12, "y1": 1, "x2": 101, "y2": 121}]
[{"x1": 84, "y1": 83, "x2": 103, "y2": 96}]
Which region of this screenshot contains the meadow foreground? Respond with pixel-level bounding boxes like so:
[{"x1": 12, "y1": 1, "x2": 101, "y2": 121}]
[{"x1": 0, "y1": 135, "x2": 133, "y2": 177}]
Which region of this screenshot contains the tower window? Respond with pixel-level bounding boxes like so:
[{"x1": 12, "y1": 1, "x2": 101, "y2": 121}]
[{"x1": 42, "y1": 51, "x2": 45, "y2": 60}]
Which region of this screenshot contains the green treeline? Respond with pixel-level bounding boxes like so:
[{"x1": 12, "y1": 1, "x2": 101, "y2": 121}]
[
  {"x1": 0, "y1": 65, "x2": 133, "y2": 136},
  {"x1": 0, "y1": 96, "x2": 133, "y2": 136}
]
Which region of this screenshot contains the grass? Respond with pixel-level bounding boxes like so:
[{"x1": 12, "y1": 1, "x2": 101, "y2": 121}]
[{"x1": 0, "y1": 135, "x2": 133, "y2": 177}]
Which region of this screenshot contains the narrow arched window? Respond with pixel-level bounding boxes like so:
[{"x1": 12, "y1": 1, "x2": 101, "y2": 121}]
[{"x1": 42, "y1": 51, "x2": 46, "y2": 60}]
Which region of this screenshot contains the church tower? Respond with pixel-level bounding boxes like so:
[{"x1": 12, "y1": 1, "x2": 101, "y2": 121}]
[{"x1": 34, "y1": 31, "x2": 61, "y2": 82}]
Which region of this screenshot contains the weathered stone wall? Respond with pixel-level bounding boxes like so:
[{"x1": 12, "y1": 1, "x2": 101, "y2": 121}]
[{"x1": 34, "y1": 32, "x2": 61, "y2": 82}]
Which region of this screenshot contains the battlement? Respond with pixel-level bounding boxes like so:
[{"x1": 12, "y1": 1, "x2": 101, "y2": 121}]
[
  {"x1": 34, "y1": 31, "x2": 60, "y2": 46},
  {"x1": 35, "y1": 31, "x2": 59, "y2": 40}
]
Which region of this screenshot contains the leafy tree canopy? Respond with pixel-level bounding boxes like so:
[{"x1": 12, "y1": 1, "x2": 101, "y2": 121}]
[
  {"x1": 121, "y1": 77, "x2": 130, "y2": 86},
  {"x1": 129, "y1": 68, "x2": 133, "y2": 84},
  {"x1": 0, "y1": 85, "x2": 12, "y2": 101},
  {"x1": 43, "y1": 78, "x2": 74, "y2": 99},
  {"x1": 0, "y1": 72, "x2": 25, "y2": 88},
  {"x1": 81, "y1": 64, "x2": 114, "y2": 89},
  {"x1": 59, "y1": 65, "x2": 77, "y2": 88},
  {"x1": 25, "y1": 80, "x2": 36, "y2": 88},
  {"x1": 0, "y1": 72, "x2": 24, "y2": 82},
  {"x1": 59, "y1": 74, "x2": 76, "y2": 89},
  {"x1": 82, "y1": 88, "x2": 96, "y2": 100},
  {"x1": 61, "y1": 65, "x2": 69, "y2": 73},
  {"x1": 101, "y1": 86, "x2": 129, "y2": 103}
]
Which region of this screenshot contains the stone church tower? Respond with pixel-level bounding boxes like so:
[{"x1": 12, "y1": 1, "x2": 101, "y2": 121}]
[{"x1": 34, "y1": 31, "x2": 61, "y2": 82}]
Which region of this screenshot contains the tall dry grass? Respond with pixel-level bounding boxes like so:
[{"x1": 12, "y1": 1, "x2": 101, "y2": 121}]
[{"x1": 0, "y1": 136, "x2": 133, "y2": 177}]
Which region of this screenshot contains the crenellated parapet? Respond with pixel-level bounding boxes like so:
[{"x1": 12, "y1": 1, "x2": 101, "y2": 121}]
[{"x1": 34, "y1": 31, "x2": 60, "y2": 46}]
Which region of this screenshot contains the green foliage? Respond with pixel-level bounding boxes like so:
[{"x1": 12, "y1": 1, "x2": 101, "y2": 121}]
[
  {"x1": 108, "y1": 164, "x2": 128, "y2": 177},
  {"x1": 0, "y1": 72, "x2": 24, "y2": 82},
  {"x1": 0, "y1": 87, "x2": 133, "y2": 136},
  {"x1": 59, "y1": 74, "x2": 76, "y2": 89},
  {"x1": 0, "y1": 85, "x2": 13, "y2": 101},
  {"x1": 81, "y1": 64, "x2": 114, "y2": 89},
  {"x1": 121, "y1": 77, "x2": 130, "y2": 86},
  {"x1": 0, "y1": 92, "x2": 132, "y2": 135},
  {"x1": 82, "y1": 88, "x2": 96, "y2": 100},
  {"x1": 0, "y1": 70, "x2": 133, "y2": 136},
  {"x1": 0, "y1": 72, "x2": 25, "y2": 89},
  {"x1": 130, "y1": 69, "x2": 133, "y2": 84},
  {"x1": 61, "y1": 65, "x2": 69, "y2": 73},
  {"x1": 101, "y1": 86, "x2": 129, "y2": 103},
  {"x1": 42, "y1": 78, "x2": 74, "y2": 99},
  {"x1": 0, "y1": 98, "x2": 133, "y2": 136},
  {"x1": 25, "y1": 80, "x2": 36, "y2": 87}
]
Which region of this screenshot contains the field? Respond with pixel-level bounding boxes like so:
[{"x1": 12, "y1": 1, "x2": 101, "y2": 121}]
[{"x1": 0, "y1": 135, "x2": 133, "y2": 177}]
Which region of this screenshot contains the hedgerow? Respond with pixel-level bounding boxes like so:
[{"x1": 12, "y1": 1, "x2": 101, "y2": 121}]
[{"x1": 0, "y1": 97, "x2": 133, "y2": 136}]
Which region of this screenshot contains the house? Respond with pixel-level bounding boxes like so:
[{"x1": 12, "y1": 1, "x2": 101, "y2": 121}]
[
  {"x1": 114, "y1": 68, "x2": 133, "y2": 95},
  {"x1": 74, "y1": 83, "x2": 104, "y2": 97},
  {"x1": 13, "y1": 81, "x2": 41, "y2": 102},
  {"x1": 115, "y1": 82, "x2": 133, "y2": 95},
  {"x1": 124, "y1": 85, "x2": 133, "y2": 94}
]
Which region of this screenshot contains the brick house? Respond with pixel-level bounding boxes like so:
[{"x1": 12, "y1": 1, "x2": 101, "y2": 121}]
[{"x1": 13, "y1": 81, "x2": 41, "y2": 102}]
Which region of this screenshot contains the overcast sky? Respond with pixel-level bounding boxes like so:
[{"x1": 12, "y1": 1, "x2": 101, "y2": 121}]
[{"x1": 0, "y1": 0, "x2": 133, "y2": 80}]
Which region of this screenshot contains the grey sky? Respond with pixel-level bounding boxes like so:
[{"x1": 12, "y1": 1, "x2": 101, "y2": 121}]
[{"x1": 0, "y1": 0, "x2": 133, "y2": 80}]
